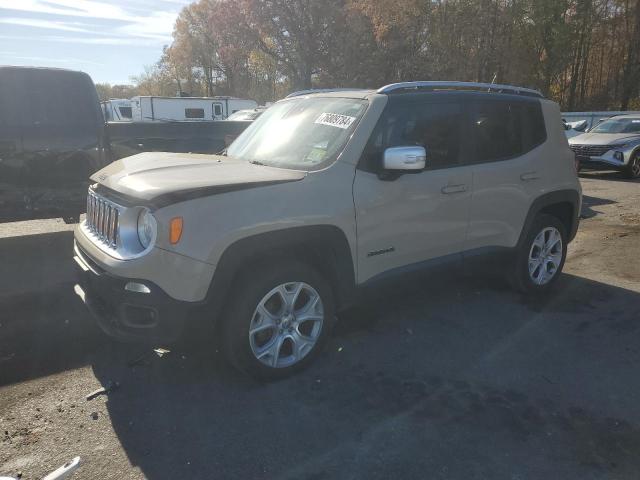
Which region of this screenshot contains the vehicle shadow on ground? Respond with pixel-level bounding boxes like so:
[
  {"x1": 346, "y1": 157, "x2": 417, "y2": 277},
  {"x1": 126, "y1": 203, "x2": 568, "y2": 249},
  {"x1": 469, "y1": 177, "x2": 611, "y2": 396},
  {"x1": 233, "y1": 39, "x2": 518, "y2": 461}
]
[
  {"x1": 91, "y1": 272, "x2": 640, "y2": 480},
  {"x1": 580, "y1": 194, "x2": 617, "y2": 219},
  {"x1": 0, "y1": 230, "x2": 104, "y2": 387},
  {"x1": 580, "y1": 171, "x2": 638, "y2": 183}
]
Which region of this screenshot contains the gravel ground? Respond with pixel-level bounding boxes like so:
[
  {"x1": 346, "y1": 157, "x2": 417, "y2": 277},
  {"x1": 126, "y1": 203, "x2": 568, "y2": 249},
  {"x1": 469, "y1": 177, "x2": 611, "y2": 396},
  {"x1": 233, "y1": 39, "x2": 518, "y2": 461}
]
[{"x1": 1, "y1": 171, "x2": 639, "y2": 480}]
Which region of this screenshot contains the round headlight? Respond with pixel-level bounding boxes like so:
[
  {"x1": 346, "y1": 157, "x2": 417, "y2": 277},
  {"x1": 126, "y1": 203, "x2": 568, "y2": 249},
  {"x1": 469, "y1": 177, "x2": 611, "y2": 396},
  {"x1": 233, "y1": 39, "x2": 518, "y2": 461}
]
[{"x1": 137, "y1": 209, "x2": 157, "y2": 249}]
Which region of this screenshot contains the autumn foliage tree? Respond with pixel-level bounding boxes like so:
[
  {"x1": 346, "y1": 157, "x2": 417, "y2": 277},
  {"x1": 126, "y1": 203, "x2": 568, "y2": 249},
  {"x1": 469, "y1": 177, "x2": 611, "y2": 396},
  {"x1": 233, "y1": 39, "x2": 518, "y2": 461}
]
[{"x1": 122, "y1": 0, "x2": 640, "y2": 111}]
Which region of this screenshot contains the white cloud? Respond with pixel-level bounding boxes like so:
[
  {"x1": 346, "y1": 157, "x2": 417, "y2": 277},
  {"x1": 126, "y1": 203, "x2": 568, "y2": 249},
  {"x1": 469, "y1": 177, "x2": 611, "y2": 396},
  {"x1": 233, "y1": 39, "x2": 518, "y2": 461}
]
[
  {"x1": 0, "y1": 33, "x2": 166, "y2": 47},
  {"x1": 0, "y1": 0, "x2": 181, "y2": 44},
  {"x1": 0, "y1": 17, "x2": 94, "y2": 33},
  {"x1": 0, "y1": 53, "x2": 103, "y2": 65}
]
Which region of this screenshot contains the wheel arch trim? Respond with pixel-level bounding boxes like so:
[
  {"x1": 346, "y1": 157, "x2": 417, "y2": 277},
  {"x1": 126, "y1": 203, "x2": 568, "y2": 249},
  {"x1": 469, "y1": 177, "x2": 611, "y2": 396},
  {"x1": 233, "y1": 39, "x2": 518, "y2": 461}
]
[
  {"x1": 518, "y1": 189, "x2": 581, "y2": 246},
  {"x1": 205, "y1": 225, "x2": 357, "y2": 320}
]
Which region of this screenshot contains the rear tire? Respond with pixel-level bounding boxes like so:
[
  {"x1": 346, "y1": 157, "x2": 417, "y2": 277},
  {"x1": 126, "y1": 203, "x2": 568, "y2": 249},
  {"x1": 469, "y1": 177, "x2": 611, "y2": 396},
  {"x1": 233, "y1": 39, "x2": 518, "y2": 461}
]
[
  {"x1": 509, "y1": 214, "x2": 568, "y2": 294},
  {"x1": 222, "y1": 259, "x2": 335, "y2": 381}
]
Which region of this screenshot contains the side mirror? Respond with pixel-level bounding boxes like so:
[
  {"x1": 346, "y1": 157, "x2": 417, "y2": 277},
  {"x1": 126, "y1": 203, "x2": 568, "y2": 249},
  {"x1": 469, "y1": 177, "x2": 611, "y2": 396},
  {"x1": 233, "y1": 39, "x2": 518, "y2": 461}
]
[{"x1": 383, "y1": 146, "x2": 427, "y2": 172}]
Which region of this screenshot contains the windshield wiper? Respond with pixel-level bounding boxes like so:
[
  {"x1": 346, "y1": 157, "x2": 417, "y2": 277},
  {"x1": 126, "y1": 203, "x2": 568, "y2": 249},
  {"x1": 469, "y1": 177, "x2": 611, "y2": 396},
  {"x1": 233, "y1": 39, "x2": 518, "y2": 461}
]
[{"x1": 249, "y1": 160, "x2": 267, "y2": 166}]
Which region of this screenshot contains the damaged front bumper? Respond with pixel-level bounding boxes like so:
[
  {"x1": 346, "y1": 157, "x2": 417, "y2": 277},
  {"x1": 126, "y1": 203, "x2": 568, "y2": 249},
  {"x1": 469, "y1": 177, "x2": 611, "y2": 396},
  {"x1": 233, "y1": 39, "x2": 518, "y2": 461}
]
[{"x1": 73, "y1": 242, "x2": 195, "y2": 343}]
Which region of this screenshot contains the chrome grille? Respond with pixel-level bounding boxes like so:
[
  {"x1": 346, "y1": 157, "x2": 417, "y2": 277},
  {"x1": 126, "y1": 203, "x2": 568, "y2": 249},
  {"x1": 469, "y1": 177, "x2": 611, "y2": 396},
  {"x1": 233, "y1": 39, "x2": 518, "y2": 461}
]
[
  {"x1": 570, "y1": 144, "x2": 617, "y2": 157},
  {"x1": 86, "y1": 190, "x2": 120, "y2": 248}
]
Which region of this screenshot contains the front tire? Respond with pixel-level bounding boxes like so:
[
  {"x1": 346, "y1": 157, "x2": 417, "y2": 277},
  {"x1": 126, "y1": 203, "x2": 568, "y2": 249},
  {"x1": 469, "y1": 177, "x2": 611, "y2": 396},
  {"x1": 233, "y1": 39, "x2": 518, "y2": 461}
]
[
  {"x1": 510, "y1": 214, "x2": 568, "y2": 294},
  {"x1": 624, "y1": 153, "x2": 640, "y2": 179},
  {"x1": 222, "y1": 259, "x2": 335, "y2": 380}
]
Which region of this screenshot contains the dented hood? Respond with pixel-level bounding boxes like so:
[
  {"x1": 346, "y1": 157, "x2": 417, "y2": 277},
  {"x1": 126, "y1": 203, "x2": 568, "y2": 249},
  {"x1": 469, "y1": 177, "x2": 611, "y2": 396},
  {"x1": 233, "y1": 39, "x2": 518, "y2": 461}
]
[{"x1": 91, "y1": 152, "x2": 306, "y2": 206}]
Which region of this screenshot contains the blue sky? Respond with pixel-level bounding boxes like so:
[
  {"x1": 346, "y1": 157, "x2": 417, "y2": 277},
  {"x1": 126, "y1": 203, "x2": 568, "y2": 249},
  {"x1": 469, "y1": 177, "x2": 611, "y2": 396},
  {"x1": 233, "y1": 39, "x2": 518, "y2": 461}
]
[{"x1": 0, "y1": 0, "x2": 191, "y2": 84}]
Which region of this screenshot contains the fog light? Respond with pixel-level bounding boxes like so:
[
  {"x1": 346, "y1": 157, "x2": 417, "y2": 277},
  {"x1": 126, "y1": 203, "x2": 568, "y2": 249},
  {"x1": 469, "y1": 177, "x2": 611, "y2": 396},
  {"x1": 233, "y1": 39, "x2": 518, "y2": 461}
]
[
  {"x1": 125, "y1": 282, "x2": 151, "y2": 294},
  {"x1": 614, "y1": 151, "x2": 624, "y2": 161}
]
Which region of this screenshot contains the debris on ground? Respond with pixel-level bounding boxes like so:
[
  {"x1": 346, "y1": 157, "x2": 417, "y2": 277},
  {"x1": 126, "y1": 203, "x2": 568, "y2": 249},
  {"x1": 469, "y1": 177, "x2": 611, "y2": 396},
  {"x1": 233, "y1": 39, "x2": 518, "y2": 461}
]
[
  {"x1": 153, "y1": 347, "x2": 171, "y2": 358},
  {"x1": 406, "y1": 328, "x2": 414, "y2": 335},
  {"x1": 90, "y1": 412, "x2": 98, "y2": 420},
  {"x1": 85, "y1": 381, "x2": 119, "y2": 401},
  {"x1": 42, "y1": 456, "x2": 81, "y2": 480}
]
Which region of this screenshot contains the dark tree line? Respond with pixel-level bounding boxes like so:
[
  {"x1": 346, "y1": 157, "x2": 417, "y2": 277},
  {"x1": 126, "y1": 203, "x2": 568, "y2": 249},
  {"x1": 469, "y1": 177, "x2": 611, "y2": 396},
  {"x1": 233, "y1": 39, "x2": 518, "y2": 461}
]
[{"x1": 97, "y1": 0, "x2": 640, "y2": 111}]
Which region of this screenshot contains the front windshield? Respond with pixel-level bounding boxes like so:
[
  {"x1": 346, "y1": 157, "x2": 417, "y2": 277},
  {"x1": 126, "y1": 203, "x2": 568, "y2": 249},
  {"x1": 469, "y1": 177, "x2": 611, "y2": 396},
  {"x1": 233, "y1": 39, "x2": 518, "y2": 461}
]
[
  {"x1": 227, "y1": 97, "x2": 367, "y2": 170},
  {"x1": 591, "y1": 118, "x2": 640, "y2": 134}
]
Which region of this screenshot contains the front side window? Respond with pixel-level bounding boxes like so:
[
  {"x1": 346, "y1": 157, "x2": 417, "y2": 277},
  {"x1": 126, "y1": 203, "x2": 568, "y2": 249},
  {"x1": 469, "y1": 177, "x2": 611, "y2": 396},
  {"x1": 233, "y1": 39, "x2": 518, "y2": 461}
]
[
  {"x1": 360, "y1": 101, "x2": 463, "y2": 172},
  {"x1": 227, "y1": 97, "x2": 367, "y2": 170},
  {"x1": 591, "y1": 118, "x2": 640, "y2": 134},
  {"x1": 473, "y1": 101, "x2": 522, "y2": 162}
]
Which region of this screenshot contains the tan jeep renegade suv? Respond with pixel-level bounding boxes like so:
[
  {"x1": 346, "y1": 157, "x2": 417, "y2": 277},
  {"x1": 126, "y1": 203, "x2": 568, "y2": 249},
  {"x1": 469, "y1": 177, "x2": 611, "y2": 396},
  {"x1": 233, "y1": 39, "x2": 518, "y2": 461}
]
[{"x1": 74, "y1": 81, "x2": 582, "y2": 379}]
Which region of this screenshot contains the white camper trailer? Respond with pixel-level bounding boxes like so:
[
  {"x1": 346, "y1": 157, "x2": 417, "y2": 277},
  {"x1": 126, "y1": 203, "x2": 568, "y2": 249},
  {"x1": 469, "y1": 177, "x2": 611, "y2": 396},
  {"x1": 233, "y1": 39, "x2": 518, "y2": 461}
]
[
  {"x1": 101, "y1": 98, "x2": 133, "y2": 121},
  {"x1": 130, "y1": 96, "x2": 258, "y2": 122}
]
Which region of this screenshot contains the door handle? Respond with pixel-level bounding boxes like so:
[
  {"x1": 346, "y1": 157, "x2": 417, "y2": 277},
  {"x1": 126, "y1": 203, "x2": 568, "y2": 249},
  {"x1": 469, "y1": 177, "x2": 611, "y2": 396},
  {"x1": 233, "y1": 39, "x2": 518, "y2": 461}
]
[
  {"x1": 520, "y1": 172, "x2": 540, "y2": 181},
  {"x1": 441, "y1": 184, "x2": 468, "y2": 194}
]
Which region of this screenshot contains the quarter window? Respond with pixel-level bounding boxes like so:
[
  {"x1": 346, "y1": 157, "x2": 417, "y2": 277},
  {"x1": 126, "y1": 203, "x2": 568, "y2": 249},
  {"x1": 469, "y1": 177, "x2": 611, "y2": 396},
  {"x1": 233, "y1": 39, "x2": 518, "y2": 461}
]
[{"x1": 521, "y1": 102, "x2": 546, "y2": 151}]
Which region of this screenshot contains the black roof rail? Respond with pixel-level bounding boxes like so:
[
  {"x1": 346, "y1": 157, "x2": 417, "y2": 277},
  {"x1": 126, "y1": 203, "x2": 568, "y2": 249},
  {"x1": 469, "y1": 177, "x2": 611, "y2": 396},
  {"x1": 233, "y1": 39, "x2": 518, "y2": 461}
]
[
  {"x1": 285, "y1": 88, "x2": 367, "y2": 98},
  {"x1": 377, "y1": 81, "x2": 544, "y2": 98}
]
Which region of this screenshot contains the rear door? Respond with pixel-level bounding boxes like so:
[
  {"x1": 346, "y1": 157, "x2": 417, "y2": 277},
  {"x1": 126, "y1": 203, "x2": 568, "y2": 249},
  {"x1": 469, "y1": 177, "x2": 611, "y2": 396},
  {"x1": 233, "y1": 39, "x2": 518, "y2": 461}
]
[
  {"x1": 353, "y1": 98, "x2": 473, "y2": 282},
  {"x1": 466, "y1": 98, "x2": 547, "y2": 251},
  {"x1": 0, "y1": 68, "x2": 27, "y2": 222}
]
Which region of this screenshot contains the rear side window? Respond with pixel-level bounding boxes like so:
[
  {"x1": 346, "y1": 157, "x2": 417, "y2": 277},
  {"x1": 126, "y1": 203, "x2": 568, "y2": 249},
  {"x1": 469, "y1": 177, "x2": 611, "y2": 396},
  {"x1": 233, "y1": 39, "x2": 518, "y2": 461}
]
[
  {"x1": 472, "y1": 99, "x2": 546, "y2": 163},
  {"x1": 185, "y1": 108, "x2": 205, "y2": 119},
  {"x1": 473, "y1": 101, "x2": 522, "y2": 162},
  {"x1": 360, "y1": 101, "x2": 463, "y2": 172}
]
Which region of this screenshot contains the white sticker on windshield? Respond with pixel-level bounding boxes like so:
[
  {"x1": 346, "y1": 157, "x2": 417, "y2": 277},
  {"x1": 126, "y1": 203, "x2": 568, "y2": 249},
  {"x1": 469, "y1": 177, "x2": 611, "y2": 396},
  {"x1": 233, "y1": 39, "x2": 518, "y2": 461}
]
[{"x1": 315, "y1": 112, "x2": 356, "y2": 129}]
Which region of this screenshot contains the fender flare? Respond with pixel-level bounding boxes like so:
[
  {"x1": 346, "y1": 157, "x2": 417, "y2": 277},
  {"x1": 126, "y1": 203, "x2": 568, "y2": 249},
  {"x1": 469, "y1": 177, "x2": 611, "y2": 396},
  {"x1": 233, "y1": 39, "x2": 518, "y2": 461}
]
[
  {"x1": 205, "y1": 225, "x2": 357, "y2": 319},
  {"x1": 517, "y1": 189, "x2": 581, "y2": 246}
]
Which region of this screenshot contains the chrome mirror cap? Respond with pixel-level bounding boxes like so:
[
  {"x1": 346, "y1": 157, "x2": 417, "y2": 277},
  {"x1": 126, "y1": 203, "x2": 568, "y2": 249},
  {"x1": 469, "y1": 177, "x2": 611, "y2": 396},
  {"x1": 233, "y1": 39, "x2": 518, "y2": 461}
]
[{"x1": 383, "y1": 146, "x2": 427, "y2": 171}]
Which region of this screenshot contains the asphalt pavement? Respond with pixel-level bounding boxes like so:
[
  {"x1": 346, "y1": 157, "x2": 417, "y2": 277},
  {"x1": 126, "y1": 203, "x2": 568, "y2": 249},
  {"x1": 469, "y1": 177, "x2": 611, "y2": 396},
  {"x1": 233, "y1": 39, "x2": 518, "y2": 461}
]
[{"x1": 1, "y1": 172, "x2": 639, "y2": 479}]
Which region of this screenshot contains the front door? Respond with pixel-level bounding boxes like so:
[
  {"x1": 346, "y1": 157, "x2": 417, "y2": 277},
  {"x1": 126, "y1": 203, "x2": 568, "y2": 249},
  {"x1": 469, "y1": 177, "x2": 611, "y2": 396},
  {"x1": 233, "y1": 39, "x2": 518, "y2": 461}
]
[{"x1": 353, "y1": 99, "x2": 473, "y2": 283}]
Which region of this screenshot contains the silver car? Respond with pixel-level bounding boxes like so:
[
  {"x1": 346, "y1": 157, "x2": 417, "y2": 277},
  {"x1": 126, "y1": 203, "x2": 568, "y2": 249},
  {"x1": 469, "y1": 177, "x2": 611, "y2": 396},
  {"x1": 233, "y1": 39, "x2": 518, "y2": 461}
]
[{"x1": 568, "y1": 115, "x2": 640, "y2": 179}]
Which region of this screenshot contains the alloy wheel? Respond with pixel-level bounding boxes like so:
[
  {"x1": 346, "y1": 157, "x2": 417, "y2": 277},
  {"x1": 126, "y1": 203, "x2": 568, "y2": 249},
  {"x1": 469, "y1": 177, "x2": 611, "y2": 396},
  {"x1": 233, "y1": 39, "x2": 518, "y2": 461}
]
[
  {"x1": 249, "y1": 282, "x2": 324, "y2": 368},
  {"x1": 528, "y1": 227, "x2": 563, "y2": 285}
]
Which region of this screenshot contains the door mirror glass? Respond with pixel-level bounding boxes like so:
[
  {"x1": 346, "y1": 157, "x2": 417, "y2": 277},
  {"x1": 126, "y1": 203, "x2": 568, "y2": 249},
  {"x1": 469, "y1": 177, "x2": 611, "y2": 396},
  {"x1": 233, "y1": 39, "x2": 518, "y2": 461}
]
[{"x1": 383, "y1": 146, "x2": 426, "y2": 171}]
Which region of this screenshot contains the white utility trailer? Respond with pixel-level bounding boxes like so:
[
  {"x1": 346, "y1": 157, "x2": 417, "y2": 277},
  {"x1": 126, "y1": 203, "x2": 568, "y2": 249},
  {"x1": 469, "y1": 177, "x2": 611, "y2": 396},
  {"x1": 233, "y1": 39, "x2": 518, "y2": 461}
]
[{"x1": 130, "y1": 96, "x2": 258, "y2": 122}]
